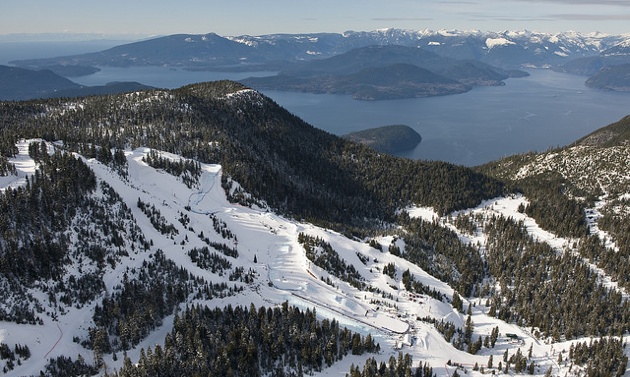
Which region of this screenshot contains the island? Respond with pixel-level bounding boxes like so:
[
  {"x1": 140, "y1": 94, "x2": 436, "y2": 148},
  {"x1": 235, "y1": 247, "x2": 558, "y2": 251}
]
[{"x1": 344, "y1": 125, "x2": 422, "y2": 154}]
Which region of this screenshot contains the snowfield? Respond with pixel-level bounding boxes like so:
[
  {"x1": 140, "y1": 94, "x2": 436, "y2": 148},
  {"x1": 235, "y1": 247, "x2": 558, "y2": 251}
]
[
  {"x1": 0, "y1": 142, "x2": 628, "y2": 376},
  {"x1": 0, "y1": 141, "x2": 38, "y2": 191}
]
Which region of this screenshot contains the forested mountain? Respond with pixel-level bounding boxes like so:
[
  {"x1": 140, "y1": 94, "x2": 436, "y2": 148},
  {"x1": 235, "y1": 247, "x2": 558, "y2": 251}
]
[
  {"x1": 554, "y1": 39, "x2": 630, "y2": 91},
  {"x1": 0, "y1": 65, "x2": 154, "y2": 101},
  {"x1": 0, "y1": 80, "x2": 503, "y2": 226},
  {"x1": 240, "y1": 45, "x2": 522, "y2": 100},
  {"x1": 242, "y1": 62, "x2": 472, "y2": 100},
  {"x1": 0, "y1": 81, "x2": 628, "y2": 376},
  {"x1": 267, "y1": 44, "x2": 523, "y2": 81},
  {"x1": 585, "y1": 64, "x2": 630, "y2": 91},
  {"x1": 480, "y1": 115, "x2": 630, "y2": 298},
  {"x1": 0, "y1": 65, "x2": 80, "y2": 100}
]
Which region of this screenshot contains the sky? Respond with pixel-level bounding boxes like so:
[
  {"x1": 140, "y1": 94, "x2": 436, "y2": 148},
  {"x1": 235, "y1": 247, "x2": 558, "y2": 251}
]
[{"x1": 1, "y1": 0, "x2": 630, "y2": 40}]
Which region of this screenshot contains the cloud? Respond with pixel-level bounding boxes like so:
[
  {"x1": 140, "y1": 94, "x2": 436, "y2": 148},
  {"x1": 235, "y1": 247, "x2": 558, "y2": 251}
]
[
  {"x1": 371, "y1": 17, "x2": 434, "y2": 21},
  {"x1": 514, "y1": 0, "x2": 630, "y2": 6},
  {"x1": 481, "y1": 16, "x2": 551, "y2": 22},
  {"x1": 466, "y1": 11, "x2": 630, "y2": 23},
  {"x1": 436, "y1": 1, "x2": 478, "y2": 4},
  {"x1": 551, "y1": 13, "x2": 630, "y2": 20}
]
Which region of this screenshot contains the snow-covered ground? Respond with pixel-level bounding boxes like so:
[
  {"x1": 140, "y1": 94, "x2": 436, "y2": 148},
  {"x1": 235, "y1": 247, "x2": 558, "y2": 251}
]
[
  {"x1": 0, "y1": 141, "x2": 38, "y2": 190},
  {"x1": 0, "y1": 142, "x2": 628, "y2": 376}
]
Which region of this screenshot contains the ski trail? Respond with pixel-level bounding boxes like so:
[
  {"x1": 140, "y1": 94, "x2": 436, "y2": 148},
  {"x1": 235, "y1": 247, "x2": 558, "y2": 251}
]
[{"x1": 187, "y1": 167, "x2": 220, "y2": 214}]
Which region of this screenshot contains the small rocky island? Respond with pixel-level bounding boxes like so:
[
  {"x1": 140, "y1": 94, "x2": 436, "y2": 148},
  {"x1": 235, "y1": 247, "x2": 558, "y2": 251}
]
[{"x1": 344, "y1": 124, "x2": 422, "y2": 154}]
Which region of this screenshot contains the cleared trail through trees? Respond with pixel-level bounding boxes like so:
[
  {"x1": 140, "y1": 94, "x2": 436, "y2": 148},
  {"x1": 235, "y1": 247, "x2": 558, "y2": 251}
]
[{"x1": 188, "y1": 167, "x2": 221, "y2": 215}]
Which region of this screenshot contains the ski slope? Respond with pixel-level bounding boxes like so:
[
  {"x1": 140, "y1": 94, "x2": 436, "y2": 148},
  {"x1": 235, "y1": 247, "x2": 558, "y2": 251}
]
[{"x1": 0, "y1": 142, "x2": 627, "y2": 376}]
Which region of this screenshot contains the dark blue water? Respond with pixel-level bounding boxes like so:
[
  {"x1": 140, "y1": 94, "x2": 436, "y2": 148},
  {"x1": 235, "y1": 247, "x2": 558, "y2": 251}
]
[
  {"x1": 2, "y1": 41, "x2": 629, "y2": 166},
  {"x1": 261, "y1": 70, "x2": 630, "y2": 166},
  {"x1": 72, "y1": 66, "x2": 276, "y2": 90}
]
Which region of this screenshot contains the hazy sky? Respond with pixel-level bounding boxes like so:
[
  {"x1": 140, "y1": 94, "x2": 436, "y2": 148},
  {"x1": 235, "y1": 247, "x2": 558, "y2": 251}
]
[{"x1": 2, "y1": 0, "x2": 630, "y2": 39}]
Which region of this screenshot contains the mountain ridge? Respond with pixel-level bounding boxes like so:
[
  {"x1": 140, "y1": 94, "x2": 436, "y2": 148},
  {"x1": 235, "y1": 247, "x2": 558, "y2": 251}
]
[
  {"x1": 0, "y1": 65, "x2": 155, "y2": 101},
  {"x1": 239, "y1": 45, "x2": 518, "y2": 100},
  {"x1": 10, "y1": 29, "x2": 629, "y2": 72}
]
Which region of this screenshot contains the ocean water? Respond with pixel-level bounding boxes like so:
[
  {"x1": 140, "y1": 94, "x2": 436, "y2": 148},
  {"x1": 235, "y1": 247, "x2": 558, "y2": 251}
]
[
  {"x1": 2, "y1": 41, "x2": 629, "y2": 166},
  {"x1": 262, "y1": 69, "x2": 630, "y2": 166},
  {"x1": 72, "y1": 65, "x2": 276, "y2": 89}
]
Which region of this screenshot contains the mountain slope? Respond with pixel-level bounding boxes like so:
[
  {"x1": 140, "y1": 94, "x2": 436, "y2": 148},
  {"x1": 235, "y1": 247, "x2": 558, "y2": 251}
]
[
  {"x1": 240, "y1": 45, "x2": 517, "y2": 100},
  {"x1": 574, "y1": 114, "x2": 630, "y2": 147},
  {"x1": 0, "y1": 65, "x2": 155, "y2": 101},
  {"x1": 0, "y1": 82, "x2": 628, "y2": 376},
  {"x1": 0, "y1": 81, "x2": 504, "y2": 224},
  {"x1": 585, "y1": 63, "x2": 630, "y2": 92},
  {"x1": 480, "y1": 115, "x2": 630, "y2": 295},
  {"x1": 242, "y1": 62, "x2": 471, "y2": 100},
  {"x1": 554, "y1": 39, "x2": 630, "y2": 86},
  {"x1": 0, "y1": 65, "x2": 80, "y2": 100}
]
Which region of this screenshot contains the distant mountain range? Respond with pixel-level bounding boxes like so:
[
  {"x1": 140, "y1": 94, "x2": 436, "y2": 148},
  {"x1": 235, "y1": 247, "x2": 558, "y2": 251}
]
[
  {"x1": 10, "y1": 29, "x2": 629, "y2": 71},
  {"x1": 6, "y1": 29, "x2": 630, "y2": 100},
  {"x1": 553, "y1": 38, "x2": 630, "y2": 91}
]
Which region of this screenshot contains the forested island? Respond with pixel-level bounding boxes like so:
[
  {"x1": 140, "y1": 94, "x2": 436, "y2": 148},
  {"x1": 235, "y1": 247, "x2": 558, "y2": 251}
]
[{"x1": 344, "y1": 125, "x2": 422, "y2": 154}]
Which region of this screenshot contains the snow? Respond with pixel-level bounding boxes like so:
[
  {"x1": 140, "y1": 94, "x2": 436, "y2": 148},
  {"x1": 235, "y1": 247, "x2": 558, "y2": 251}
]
[
  {"x1": 405, "y1": 195, "x2": 630, "y2": 375},
  {"x1": 617, "y1": 38, "x2": 630, "y2": 48},
  {"x1": 405, "y1": 206, "x2": 439, "y2": 222},
  {"x1": 485, "y1": 37, "x2": 515, "y2": 49},
  {"x1": 0, "y1": 140, "x2": 39, "y2": 191},
  {"x1": 228, "y1": 37, "x2": 258, "y2": 47},
  {"x1": 1, "y1": 144, "x2": 628, "y2": 376}
]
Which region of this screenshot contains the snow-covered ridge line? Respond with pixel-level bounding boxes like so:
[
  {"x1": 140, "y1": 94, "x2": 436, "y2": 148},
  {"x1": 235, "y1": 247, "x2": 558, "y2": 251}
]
[
  {"x1": 227, "y1": 28, "x2": 627, "y2": 50},
  {"x1": 485, "y1": 37, "x2": 515, "y2": 49},
  {"x1": 223, "y1": 88, "x2": 257, "y2": 99},
  {"x1": 222, "y1": 88, "x2": 265, "y2": 107}
]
